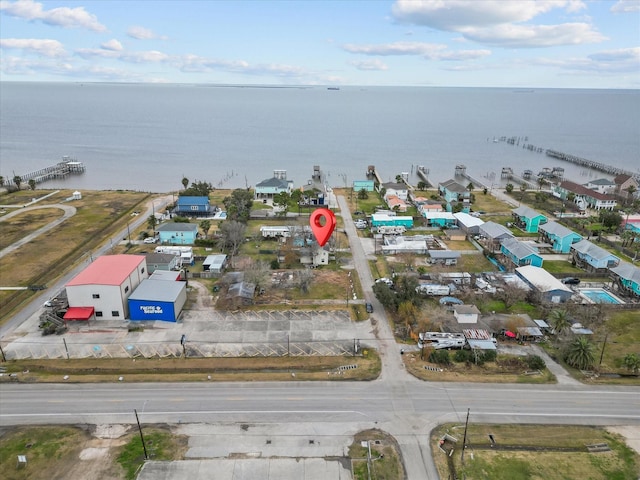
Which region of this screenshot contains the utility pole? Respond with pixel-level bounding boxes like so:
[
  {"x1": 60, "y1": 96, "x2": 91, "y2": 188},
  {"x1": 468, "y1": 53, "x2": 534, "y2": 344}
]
[
  {"x1": 461, "y1": 408, "x2": 470, "y2": 465},
  {"x1": 599, "y1": 332, "x2": 609, "y2": 366},
  {"x1": 134, "y1": 409, "x2": 149, "y2": 460}
]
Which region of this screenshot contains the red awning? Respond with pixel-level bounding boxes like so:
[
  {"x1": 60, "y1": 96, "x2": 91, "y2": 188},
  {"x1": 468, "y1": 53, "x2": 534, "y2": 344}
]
[
  {"x1": 63, "y1": 307, "x2": 95, "y2": 321},
  {"x1": 504, "y1": 330, "x2": 516, "y2": 338}
]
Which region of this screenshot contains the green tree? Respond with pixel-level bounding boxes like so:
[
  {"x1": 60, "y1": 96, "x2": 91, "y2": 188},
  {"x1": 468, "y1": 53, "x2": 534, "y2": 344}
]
[
  {"x1": 273, "y1": 191, "x2": 291, "y2": 216},
  {"x1": 0, "y1": 175, "x2": 4, "y2": 186},
  {"x1": 526, "y1": 355, "x2": 546, "y2": 371},
  {"x1": 223, "y1": 189, "x2": 254, "y2": 223},
  {"x1": 623, "y1": 353, "x2": 640, "y2": 374},
  {"x1": 357, "y1": 188, "x2": 368, "y2": 200},
  {"x1": 397, "y1": 300, "x2": 418, "y2": 339},
  {"x1": 564, "y1": 336, "x2": 595, "y2": 370},
  {"x1": 182, "y1": 181, "x2": 213, "y2": 196},
  {"x1": 181, "y1": 177, "x2": 189, "y2": 190},
  {"x1": 417, "y1": 181, "x2": 427, "y2": 191},
  {"x1": 147, "y1": 215, "x2": 158, "y2": 234},
  {"x1": 567, "y1": 192, "x2": 576, "y2": 203},
  {"x1": 467, "y1": 182, "x2": 474, "y2": 192},
  {"x1": 217, "y1": 220, "x2": 246, "y2": 257},
  {"x1": 624, "y1": 185, "x2": 637, "y2": 205},
  {"x1": 395, "y1": 174, "x2": 403, "y2": 183},
  {"x1": 13, "y1": 175, "x2": 22, "y2": 190},
  {"x1": 28, "y1": 178, "x2": 36, "y2": 190},
  {"x1": 599, "y1": 210, "x2": 622, "y2": 232},
  {"x1": 372, "y1": 282, "x2": 398, "y2": 312},
  {"x1": 428, "y1": 349, "x2": 451, "y2": 366},
  {"x1": 199, "y1": 219, "x2": 211, "y2": 239},
  {"x1": 505, "y1": 183, "x2": 514, "y2": 194}
]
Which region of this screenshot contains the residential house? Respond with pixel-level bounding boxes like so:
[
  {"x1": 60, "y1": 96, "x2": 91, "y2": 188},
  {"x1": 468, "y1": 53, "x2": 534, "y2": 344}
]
[
  {"x1": 370, "y1": 213, "x2": 413, "y2": 229},
  {"x1": 416, "y1": 200, "x2": 444, "y2": 217},
  {"x1": 300, "y1": 247, "x2": 330, "y2": 267},
  {"x1": 381, "y1": 182, "x2": 408, "y2": 201},
  {"x1": 500, "y1": 238, "x2": 544, "y2": 269},
  {"x1": 353, "y1": 180, "x2": 375, "y2": 192},
  {"x1": 428, "y1": 250, "x2": 461, "y2": 266},
  {"x1": 454, "y1": 305, "x2": 481, "y2": 324},
  {"x1": 423, "y1": 211, "x2": 456, "y2": 228},
  {"x1": 584, "y1": 178, "x2": 616, "y2": 195},
  {"x1": 570, "y1": 239, "x2": 620, "y2": 272},
  {"x1": 255, "y1": 170, "x2": 293, "y2": 201},
  {"x1": 553, "y1": 180, "x2": 617, "y2": 211},
  {"x1": 454, "y1": 212, "x2": 484, "y2": 236},
  {"x1": 174, "y1": 196, "x2": 213, "y2": 217},
  {"x1": 438, "y1": 179, "x2": 471, "y2": 213},
  {"x1": 511, "y1": 206, "x2": 547, "y2": 233},
  {"x1": 538, "y1": 221, "x2": 583, "y2": 253},
  {"x1": 610, "y1": 262, "x2": 640, "y2": 297},
  {"x1": 157, "y1": 222, "x2": 199, "y2": 245},
  {"x1": 515, "y1": 265, "x2": 573, "y2": 303},
  {"x1": 385, "y1": 194, "x2": 408, "y2": 212},
  {"x1": 381, "y1": 236, "x2": 428, "y2": 255},
  {"x1": 478, "y1": 221, "x2": 515, "y2": 251},
  {"x1": 613, "y1": 174, "x2": 639, "y2": 199},
  {"x1": 144, "y1": 252, "x2": 180, "y2": 273}
]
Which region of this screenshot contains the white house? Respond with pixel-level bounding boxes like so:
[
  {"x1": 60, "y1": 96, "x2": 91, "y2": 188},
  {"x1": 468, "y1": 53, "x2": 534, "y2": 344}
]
[
  {"x1": 65, "y1": 254, "x2": 148, "y2": 320},
  {"x1": 381, "y1": 182, "x2": 409, "y2": 201},
  {"x1": 453, "y1": 305, "x2": 481, "y2": 324}
]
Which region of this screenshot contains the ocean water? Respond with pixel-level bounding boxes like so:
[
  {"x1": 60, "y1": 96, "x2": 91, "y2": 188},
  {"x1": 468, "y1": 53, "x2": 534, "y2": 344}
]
[{"x1": 0, "y1": 82, "x2": 638, "y2": 193}]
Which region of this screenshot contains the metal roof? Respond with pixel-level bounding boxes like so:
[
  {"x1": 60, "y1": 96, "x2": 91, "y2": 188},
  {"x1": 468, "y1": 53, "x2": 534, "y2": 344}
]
[
  {"x1": 176, "y1": 196, "x2": 209, "y2": 206},
  {"x1": 571, "y1": 239, "x2": 619, "y2": 261},
  {"x1": 515, "y1": 266, "x2": 572, "y2": 293},
  {"x1": 467, "y1": 339, "x2": 497, "y2": 350},
  {"x1": 429, "y1": 250, "x2": 461, "y2": 259},
  {"x1": 157, "y1": 222, "x2": 198, "y2": 232},
  {"x1": 539, "y1": 221, "x2": 580, "y2": 238},
  {"x1": 610, "y1": 262, "x2": 640, "y2": 283},
  {"x1": 512, "y1": 205, "x2": 546, "y2": 219},
  {"x1": 501, "y1": 237, "x2": 541, "y2": 260},
  {"x1": 129, "y1": 279, "x2": 185, "y2": 302},
  {"x1": 67, "y1": 254, "x2": 146, "y2": 286},
  {"x1": 479, "y1": 221, "x2": 514, "y2": 240},
  {"x1": 454, "y1": 212, "x2": 484, "y2": 227}
]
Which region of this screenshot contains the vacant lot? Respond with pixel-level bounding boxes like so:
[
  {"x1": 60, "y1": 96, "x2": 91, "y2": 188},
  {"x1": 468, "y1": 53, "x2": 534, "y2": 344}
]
[{"x1": 432, "y1": 423, "x2": 639, "y2": 480}]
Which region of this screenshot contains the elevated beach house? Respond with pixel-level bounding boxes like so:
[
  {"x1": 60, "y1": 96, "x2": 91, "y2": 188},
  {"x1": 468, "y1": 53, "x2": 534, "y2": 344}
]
[
  {"x1": 610, "y1": 262, "x2": 640, "y2": 297},
  {"x1": 500, "y1": 237, "x2": 543, "y2": 269},
  {"x1": 553, "y1": 180, "x2": 617, "y2": 211},
  {"x1": 438, "y1": 179, "x2": 470, "y2": 213},
  {"x1": 174, "y1": 196, "x2": 213, "y2": 217},
  {"x1": 570, "y1": 239, "x2": 620, "y2": 273},
  {"x1": 538, "y1": 221, "x2": 583, "y2": 253},
  {"x1": 478, "y1": 221, "x2": 514, "y2": 252},
  {"x1": 511, "y1": 206, "x2": 547, "y2": 233},
  {"x1": 255, "y1": 170, "x2": 293, "y2": 201}
]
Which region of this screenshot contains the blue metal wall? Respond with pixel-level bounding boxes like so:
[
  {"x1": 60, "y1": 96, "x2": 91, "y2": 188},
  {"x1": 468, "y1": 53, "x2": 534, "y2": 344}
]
[{"x1": 128, "y1": 299, "x2": 176, "y2": 322}]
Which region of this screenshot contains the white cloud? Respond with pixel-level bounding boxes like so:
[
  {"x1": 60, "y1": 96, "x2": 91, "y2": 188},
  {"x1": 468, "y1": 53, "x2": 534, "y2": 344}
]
[
  {"x1": 0, "y1": 38, "x2": 66, "y2": 57},
  {"x1": 127, "y1": 25, "x2": 166, "y2": 40},
  {"x1": 463, "y1": 23, "x2": 607, "y2": 48},
  {"x1": 101, "y1": 39, "x2": 123, "y2": 52},
  {"x1": 349, "y1": 59, "x2": 389, "y2": 71},
  {"x1": 390, "y1": 0, "x2": 603, "y2": 48},
  {"x1": 342, "y1": 41, "x2": 489, "y2": 61},
  {"x1": 536, "y1": 47, "x2": 640, "y2": 74},
  {"x1": 611, "y1": 0, "x2": 640, "y2": 13},
  {"x1": 0, "y1": 0, "x2": 106, "y2": 32}
]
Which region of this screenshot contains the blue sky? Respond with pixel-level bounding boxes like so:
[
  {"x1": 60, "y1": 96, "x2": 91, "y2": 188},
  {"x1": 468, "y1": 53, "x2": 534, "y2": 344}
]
[{"x1": 1, "y1": 0, "x2": 638, "y2": 88}]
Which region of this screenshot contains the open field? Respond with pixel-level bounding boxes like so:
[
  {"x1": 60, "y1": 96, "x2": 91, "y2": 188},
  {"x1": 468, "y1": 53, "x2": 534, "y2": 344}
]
[{"x1": 431, "y1": 423, "x2": 639, "y2": 480}]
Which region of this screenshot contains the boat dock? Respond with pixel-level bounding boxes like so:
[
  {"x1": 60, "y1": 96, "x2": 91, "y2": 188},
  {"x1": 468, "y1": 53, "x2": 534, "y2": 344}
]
[
  {"x1": 454, "y1": 165, "x2": 488, "y2": 190},
  {"x1": 500, "y1": 167, "x2": 537, "y2": 189},
  {"x1": 545, "y1": 149, "x2": 639, "y2": 181},
  {"x1": 416, "y1": 165, "x2": 432, "y2": 187},
  {"x1": 6, "y1": 157, "x2": 85, "y2": 187},
  {"x1": 366, "y1": 165, "x2": 383, "y2": 185}
]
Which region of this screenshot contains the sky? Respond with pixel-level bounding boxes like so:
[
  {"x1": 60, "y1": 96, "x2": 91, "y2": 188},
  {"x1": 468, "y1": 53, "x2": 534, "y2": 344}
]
[{"x1": 0, "y1": 0, "x2": 639, "y2": 88}]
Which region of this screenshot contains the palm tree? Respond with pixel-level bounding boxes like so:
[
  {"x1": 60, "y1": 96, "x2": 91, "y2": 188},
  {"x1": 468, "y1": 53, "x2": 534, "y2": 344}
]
[
  {"x1": 181, "y1": 177, "x2": 189, "y2": 190},
  {"x1": 13, "y1": 175, "x2": 22, "y2": 190},
  {"x1": 199, "y1": 219, "x2": 211, "y2": 239},
  {"x1": 0, "y1": 175, "x2": 4, "y2": 186},
  {"x1": 549, "y1": 309, "x2": 571, "y2": 337},
  {"x1": 28, "y1": 179, "x2": 36, "y2": 190},
  {"x1": 564, "y1": 336, "x2": 595, "y2": 370}
]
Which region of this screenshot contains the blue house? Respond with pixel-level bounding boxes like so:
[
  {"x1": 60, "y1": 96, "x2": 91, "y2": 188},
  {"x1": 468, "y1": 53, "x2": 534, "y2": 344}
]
[
  {"x1": 610, "y1": 262, "x2": 640, "y2": 297},
  {"x1": 255, "y1": 170, "x2": 293, "y2": 200},
  {"x1": 353, "y1": 180, "x2": 375, "y2": 192},
  {"x1": 570, "y1": 239, "x2": 620, "y2": 272},
  {"x1": 538, "y1": 221, "x2": 583, "y2": 253},
  {"x1": 157, "y1": 222, "x2": 199, "y2": 245},
  {"x1": 479, "y1": 221, "x2": 514, "y2": 252},
  {"x1": 512, "y1": 206, "x2": 547, "y2": 233},
  {"x1": 175, "y1": 196, "x2": 212, "y2": 217},
  {"x1": 438, "y1": 179, "x2": 470, "y2": 213},
  {"x1": 500, "y1": 238, "x2": 544, "y2": 268}
]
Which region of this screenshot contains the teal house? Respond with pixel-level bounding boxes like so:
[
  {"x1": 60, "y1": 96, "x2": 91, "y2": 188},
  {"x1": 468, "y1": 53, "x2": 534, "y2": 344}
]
[
  {"x1": 353, "y1": 180, "x2": 375, "y2": 192},
  {"x1": 157, "y1": 222, "x2": 199, "y2": 245},
  {"x1": 610, "y1": 262, "x2": 640, "y2": 297},
  {"x1": 512, "y1": 206, "x2": 547, "y2": 233},
  {"x1": 438, "y1": 179, "x2": 470, "y2": 213},
  {"x1": 370, "y1": 213, "x2": 413, "y2": 228},
  {"x1": 538, "y1": 221, "x2": 583, "y2": 253},
  {"x1": 500, "y1": 238, "x2": 544, "y2": 268}
]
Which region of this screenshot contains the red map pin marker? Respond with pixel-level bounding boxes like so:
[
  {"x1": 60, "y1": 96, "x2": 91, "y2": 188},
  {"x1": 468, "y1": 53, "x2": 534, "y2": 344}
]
[{"x1": 309, "y1": 208, "x2": 336, "y2": 247}]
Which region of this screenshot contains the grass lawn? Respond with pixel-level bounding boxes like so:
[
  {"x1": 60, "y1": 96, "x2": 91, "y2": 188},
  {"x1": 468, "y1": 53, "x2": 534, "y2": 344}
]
[
  {"x1": 543, "y1": 260, "x2": 583, "y2": 274},
  {"x1": 432, "y1": 423, "x2": 639, "y2": 480}
]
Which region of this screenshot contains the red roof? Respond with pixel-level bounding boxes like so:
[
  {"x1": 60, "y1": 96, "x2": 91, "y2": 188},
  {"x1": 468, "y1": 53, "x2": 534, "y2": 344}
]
[
  {"x1": 64, "y1": 306, "x2": 95, "y2": 321},
  {"x1": 66, "y1": 254, "x2": 146, "y2": 286},
  {"x1": 559, "y1": 180, "x2": 614, "y2": 201}
]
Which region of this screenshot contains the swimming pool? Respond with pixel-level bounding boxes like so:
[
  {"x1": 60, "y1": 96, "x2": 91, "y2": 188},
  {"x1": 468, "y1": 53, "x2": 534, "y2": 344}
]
[{"x1": 579, "y1": 288, "x2": 624, "y2": 305}]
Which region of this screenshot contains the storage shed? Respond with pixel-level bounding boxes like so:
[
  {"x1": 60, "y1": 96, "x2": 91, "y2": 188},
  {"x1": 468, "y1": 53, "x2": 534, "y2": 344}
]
[
  {"x1": 203, "y1": 254, "x2": 228, "y2": 273},
  {"x1": 128, "y1": 279, "x2": 187, "y2": 322}
]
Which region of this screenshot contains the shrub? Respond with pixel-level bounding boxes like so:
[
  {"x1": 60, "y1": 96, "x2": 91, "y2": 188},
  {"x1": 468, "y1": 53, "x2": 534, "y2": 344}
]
[
  {"x1": 429, "y1": 349, "x2": 451, "y2": 366},
  {"x1": 525, "y1": 355, "x2": 546, "y2": 371},
  {"x1": 454, "y1": 349, "x2": 472, "y2": 363}
]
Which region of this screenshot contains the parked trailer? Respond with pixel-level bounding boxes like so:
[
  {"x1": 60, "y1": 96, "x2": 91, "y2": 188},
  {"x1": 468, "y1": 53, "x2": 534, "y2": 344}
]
[{"x1": 416, "y1": 284, "x2": 450, "y2": 296}]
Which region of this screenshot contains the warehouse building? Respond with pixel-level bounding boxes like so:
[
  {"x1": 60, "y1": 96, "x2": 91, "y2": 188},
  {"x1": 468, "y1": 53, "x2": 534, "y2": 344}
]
[{"x1": 128, "y1": 279, "x2": 187, "y2": 322}]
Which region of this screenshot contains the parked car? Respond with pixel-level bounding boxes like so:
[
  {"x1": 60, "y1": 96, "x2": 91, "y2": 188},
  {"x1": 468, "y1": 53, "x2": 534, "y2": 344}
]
[
  {"x1": 365, "y1": 302, "x2": 373, "y2": 313},
  {"x1": 143, "y1": 237, "x2": 158, "y2": 244},
  {"x1": 561, "y1": 277, "x2": 581, "y2": 285}
]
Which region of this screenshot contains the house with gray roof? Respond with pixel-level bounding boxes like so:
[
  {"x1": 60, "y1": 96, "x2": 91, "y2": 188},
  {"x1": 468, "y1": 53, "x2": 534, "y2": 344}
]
[
  {"x1": 515, "y1": 265, "x2": 573, "y2": 303},
  {"x1": 570, "y1": 239, "x2": 620, "y2": 272},
  {"x1": 538, "y1": 221, "x2": 583, "y2": 253},
  {"x1": 610, "y1": 262, "x2": 640, "y2": 297},
  {"x1": 478, "y1": 221, "x2": 514, "y2": 251},
  {"x1": 500, "y1": 238, "x2": 543, "y2": 269},
  {"x1": 255, "y1": 170, "x2": 293, "y2": 201},
  {"x1": 156, "y1": 222, "x2": 199, "y2": 245},
  {"x1": 512, "y1": 206, "x2": 547, "y2": 233}
]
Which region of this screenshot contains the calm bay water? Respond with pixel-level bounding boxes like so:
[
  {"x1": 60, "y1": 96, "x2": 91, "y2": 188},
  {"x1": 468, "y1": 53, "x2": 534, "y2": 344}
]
[{"x1": 0, "y1": 82, "x2": 638, "y2": 193}]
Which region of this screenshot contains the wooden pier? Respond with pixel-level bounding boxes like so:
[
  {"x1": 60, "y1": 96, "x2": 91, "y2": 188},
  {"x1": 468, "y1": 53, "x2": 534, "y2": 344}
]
[
  {"x1": 545, "y1": 150, "x2": 639, "y2": 181},
  {"x1": 454, "y1": 164, "x2": 488, "y2": 190},
  {"x1": 7, "y1": 157, "x2": 86, "y2": 186},
  {"x1": 416, "y1": 165, "x2": 431, "y2": 187},
  {"x1": 500, "y1": 167, "x2": 537, "y2": 189},
  {"x1": 366, "y1": 165, "x2": 383, "y2": 186}
]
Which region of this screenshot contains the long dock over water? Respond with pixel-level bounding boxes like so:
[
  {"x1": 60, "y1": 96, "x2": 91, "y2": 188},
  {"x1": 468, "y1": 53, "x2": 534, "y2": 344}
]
[
  {"x1": 6, "y1": 157, "x2": 85, "y2": 186},
  {"x1": 545, "y1": 150, "x2": 640, "y2": 181}
]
